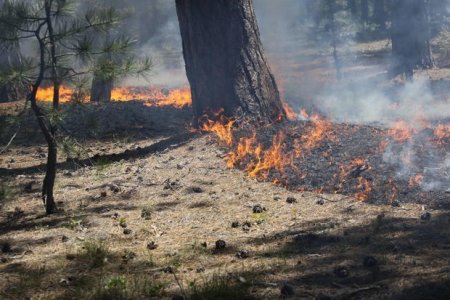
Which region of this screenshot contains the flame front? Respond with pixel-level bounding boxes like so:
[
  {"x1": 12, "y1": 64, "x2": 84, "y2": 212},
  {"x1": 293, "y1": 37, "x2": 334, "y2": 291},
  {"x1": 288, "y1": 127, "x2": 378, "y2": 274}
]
[
  {"x1": 388, "y1": 120, "x2": 416, "y2": 142},
  {"x1": 434, "y1": 124, "x2": 450, "y2": 145},
  {"x1": 338, "y1": 158, "x2": 373, "y2": 201},
  {"x1": 36, "y1": 85, "x2": 192, "y2": 108},
  {"x1": 200, "y1": 114, "x2": 235, "y2": 146},
  {"x1": 36, "y1": 85, "x2": 89, "y2": 103},
  {"x1": 242, "y1": 131, "x2": 293, "y2": 180}
]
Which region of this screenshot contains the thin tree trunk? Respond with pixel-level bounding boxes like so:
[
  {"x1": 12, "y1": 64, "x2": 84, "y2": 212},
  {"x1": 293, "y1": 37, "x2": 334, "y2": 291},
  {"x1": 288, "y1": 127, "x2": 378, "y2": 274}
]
[
  {"x1": 30, "y1": 32, "x2": 57, "y2": 213},
  {"x1": 90, "y1": 75, "x2": 113, "y2": 103},
  {"x1": 373, "y1": 0, "x2": 386, "y2": 31},
  {"x1": 361, "y1": 0, "x2": 369, "y2": 27},
  {"x1": 175, "y1": 0, "x2": 285, "y2": 124},
  {"x1": 0, "y1": 85, "x2": 10, "y2": 102},
  {"x1": 39, "y1": 2, "x2": 59, "y2": 213},
  {"x1": 348, "y1": 0, "x2": 358, "y2": 16},
  {"x1": 424, "y1": 0, "x2": 435, "y2": 68},
  {"x1": 329, "y1": 0, "x2": 342, "y2": 80}
]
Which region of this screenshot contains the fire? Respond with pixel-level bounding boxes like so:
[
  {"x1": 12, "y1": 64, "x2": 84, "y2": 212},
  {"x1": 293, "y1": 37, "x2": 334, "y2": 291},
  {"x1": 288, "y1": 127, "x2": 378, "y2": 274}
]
[
  {"x1": 388, "y1": 120, "x2": 415, "y2": 142},
  {"x1": 36, "y1": 85, "x2": 88, "y2": 103},
  {"x1": 200, "y1": 110, "x2": 294, "y2": 182},
  {"x1": 355, "y1": 177, "x2": 372, "y2": 201},
  {"x1": 36, "y1": 85, "x2": 192, "y2": 108},
  {"x1": 226, "y1": 134, "x2": 256, "y2": 168},
  {"x1": 154, "y1": 88, "x2": 191, "y2": 108},
  {"x1": 201, "y1": 109, "x2": 338, "y2": 186},
  {"x1": 303, "y1": 115, "x2": 335, "y2": 150},
  {"x1": 388, "y1": 178, "x2": 398, "y2": 204},
  {"x1": 225, "y1": 131, "x2": 293, "y2": 181},
  {"x1": 408, "y1": 174, "x2": 423, "y2": 188},
  {"x1": 281, "y1": 99, "x2": 297, "y2": 121},
  {"x1": 299, "y1": 108, "x2": 309, "y2": 120},
  {"x1": 339, "y1": 158, "x2": 373, "y2": 201},
  {"x1": 434, "y1": 124, "x2": 450, "y2": 145},
  {"x1": 200, "y1": 105, "x2": 442, "y2": 203},
  {"x1": 200, "y1": 112, "x2": 235, "y2": 146},
  {"x1": 245, "y1": 131, "x2": 293, "y2": 179},
  {"x1": 293, "y1": 114, "x2": 335, "y2": 157}
]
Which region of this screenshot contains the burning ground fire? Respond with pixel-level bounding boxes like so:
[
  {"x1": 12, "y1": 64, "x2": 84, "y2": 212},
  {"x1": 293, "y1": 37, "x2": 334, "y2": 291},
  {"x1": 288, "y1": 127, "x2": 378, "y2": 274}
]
[
  {"x1": 36, "y1": 85, "x2": 192, "y2": 108},
  {"x1": 35, "y1": 84, "x2": 450, "y2": 203},
  {"x1": 201, "y1": 107, "x2": 450, "y2": 204}
]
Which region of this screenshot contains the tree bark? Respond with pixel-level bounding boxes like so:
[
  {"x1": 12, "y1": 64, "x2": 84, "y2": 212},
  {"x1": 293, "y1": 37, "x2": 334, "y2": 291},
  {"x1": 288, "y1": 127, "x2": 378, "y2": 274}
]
[
  {"x1": 0, "y1": 48, "x2": 20, "y2": 103},
  {"x1": 41, "y1": 1, "x2": 58, "y2": 214},
  {"x1": 347, "y1": 0, "x2": 358, "y2": 16},
  {"x1": 361, "y1": 0, "x2": 369, "y2": 25},
  {"x1": 90, "y1": 75, "x2": 113, "y2": 102},
  {"x1": 175, "y1": 0, "x2": 285, "y2": 124},
  {"x1": 0, "y1": 85, "x2": 11, "y2": 102},
  {"x1": 329, "y1": 0, "x2": 342, "y2": 80},
  {"x1": 391, "y1": 0, "x2": 433, "y2": 79},
  {"x1": 373, "y1": 0, "x2": 386, "y2": 31}
]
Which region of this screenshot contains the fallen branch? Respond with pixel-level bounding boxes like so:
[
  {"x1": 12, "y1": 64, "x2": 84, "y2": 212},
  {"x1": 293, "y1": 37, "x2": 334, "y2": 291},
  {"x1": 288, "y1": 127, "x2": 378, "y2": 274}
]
[
  {"x1": 0, "y1": 100, "x2": 29, "y2": 155},
  {"x1": 346, "y1": 285, "x2": 381, "y2": 297},
  {"x1": 0, "y1": 130, "x2": 19, "y2": 155}
]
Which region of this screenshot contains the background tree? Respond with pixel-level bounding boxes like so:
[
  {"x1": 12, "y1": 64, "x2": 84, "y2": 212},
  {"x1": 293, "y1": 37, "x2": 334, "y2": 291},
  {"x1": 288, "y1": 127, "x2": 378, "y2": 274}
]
[
  {"x1": 90, "y1": 1, "x2": 156, "y2": 103},
  {"x1": 0, "y1": 45, "x2": 22, "y2": 103},
  {"x1": 0, "y1": 0, "x2": 149, "y2": 213},
  {"x1": 391, "y1": 0, "x2": 434, "y2": 79},
  {"x1": 360, "y1": 0, "x2": 369, "y2": 29},
  {"x1": 347, "y1": 0, "x2": 358, "y2": 17},
  {"x1": 373, "y1": 0, "x2": 386, "y2": 32},
  {"x1": 175, "y1": 0, "x2": 285, "y2": 124}
]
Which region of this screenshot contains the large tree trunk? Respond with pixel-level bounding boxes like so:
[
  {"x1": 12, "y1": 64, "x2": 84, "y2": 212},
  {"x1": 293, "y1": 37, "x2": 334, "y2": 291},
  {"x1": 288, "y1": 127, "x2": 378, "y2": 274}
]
[
  {"x1": 90, "y1": 75, "x2": 113, "y2": 103},
  {"x1": 175, "y1": 0, "x2": 285, "y2": 124},
  {"x1": 391, "y1": 0, "x2": 433, "y2": 79}
]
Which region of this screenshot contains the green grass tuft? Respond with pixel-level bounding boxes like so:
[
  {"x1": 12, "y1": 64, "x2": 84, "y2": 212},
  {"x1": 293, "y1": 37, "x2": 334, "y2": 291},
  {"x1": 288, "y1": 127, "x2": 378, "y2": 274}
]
[
  {"x1": 81, "y1": 240, "x2": 110, "y2": 268},
  {"x1": 187, "y1": 274, "x2": 253, "y2": 300}
]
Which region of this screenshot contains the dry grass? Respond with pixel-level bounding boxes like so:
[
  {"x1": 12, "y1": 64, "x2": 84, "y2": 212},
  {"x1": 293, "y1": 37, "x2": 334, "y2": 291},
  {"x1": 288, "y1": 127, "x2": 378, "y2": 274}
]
[{"x1": 0, "y1": 129, "x2": 449, "y2": 299}]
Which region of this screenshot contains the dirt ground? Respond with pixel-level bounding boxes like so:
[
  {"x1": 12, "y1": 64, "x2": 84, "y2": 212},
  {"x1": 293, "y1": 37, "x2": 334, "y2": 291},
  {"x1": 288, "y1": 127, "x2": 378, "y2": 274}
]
[{"x1": 0, "y1": 101, "x2": 449, "y2": 300}]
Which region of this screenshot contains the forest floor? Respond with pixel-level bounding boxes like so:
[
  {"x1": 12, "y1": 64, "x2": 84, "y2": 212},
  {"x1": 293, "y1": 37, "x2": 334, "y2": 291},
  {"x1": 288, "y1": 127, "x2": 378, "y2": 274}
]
[
  {"x1": 0, "y1": 37, "x2": 450, "y2": 299},
  {"x1": 0, "y1": 102, "x2": 449, "y2": 300}
]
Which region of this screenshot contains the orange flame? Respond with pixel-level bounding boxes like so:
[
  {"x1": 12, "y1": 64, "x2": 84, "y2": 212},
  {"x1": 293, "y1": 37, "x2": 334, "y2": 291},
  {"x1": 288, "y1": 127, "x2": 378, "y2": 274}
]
[
  {"x1": 434, "y1": 124, "x2": 450, "y2": 145},
  {"x1": 388, "y1": 120, "x2": 415, "y2": 142},
  {"x1": 246, "y1": 131, "x2": 293, "y2": 179},
  {"x1": 36, "y1": 85, "x2": 88, "y2": 103},
  {"x1": 200, "y1": 113, "x2": 235, "y2": 146},
  {"x1": 293, "y1": 114, "x2": 335, "y2": 157},
  {"x1": 408, "y1": 174, "x2": 423, "y2": 188},
  {"x1": 36, "y1": 85, "x2": 192, "y2": 108},
  {"x1": 299, "y1": 108, "x2": 309, "y2": 120},
  {"x1": 303, "y1": 115, "x2": 335, "y2": 150},
  {"x1": 355, "y1": 177, "x2": 373, "y2": 201},
  {"x1": 281, "y1": 99, "x2": 297, "y2": 121},
  {"x1": 339, "y1": 158, "x2": 373, "y2": 201},
  {"x1": 224, "y1": 131, "x2": 293, "y2": 182}
]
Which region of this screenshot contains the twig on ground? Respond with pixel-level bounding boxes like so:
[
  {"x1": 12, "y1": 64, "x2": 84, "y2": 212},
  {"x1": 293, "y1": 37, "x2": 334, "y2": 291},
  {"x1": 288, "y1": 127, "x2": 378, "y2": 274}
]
[{"x1": 0, "y1": 100, "x2": 29, "y2": 155}]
